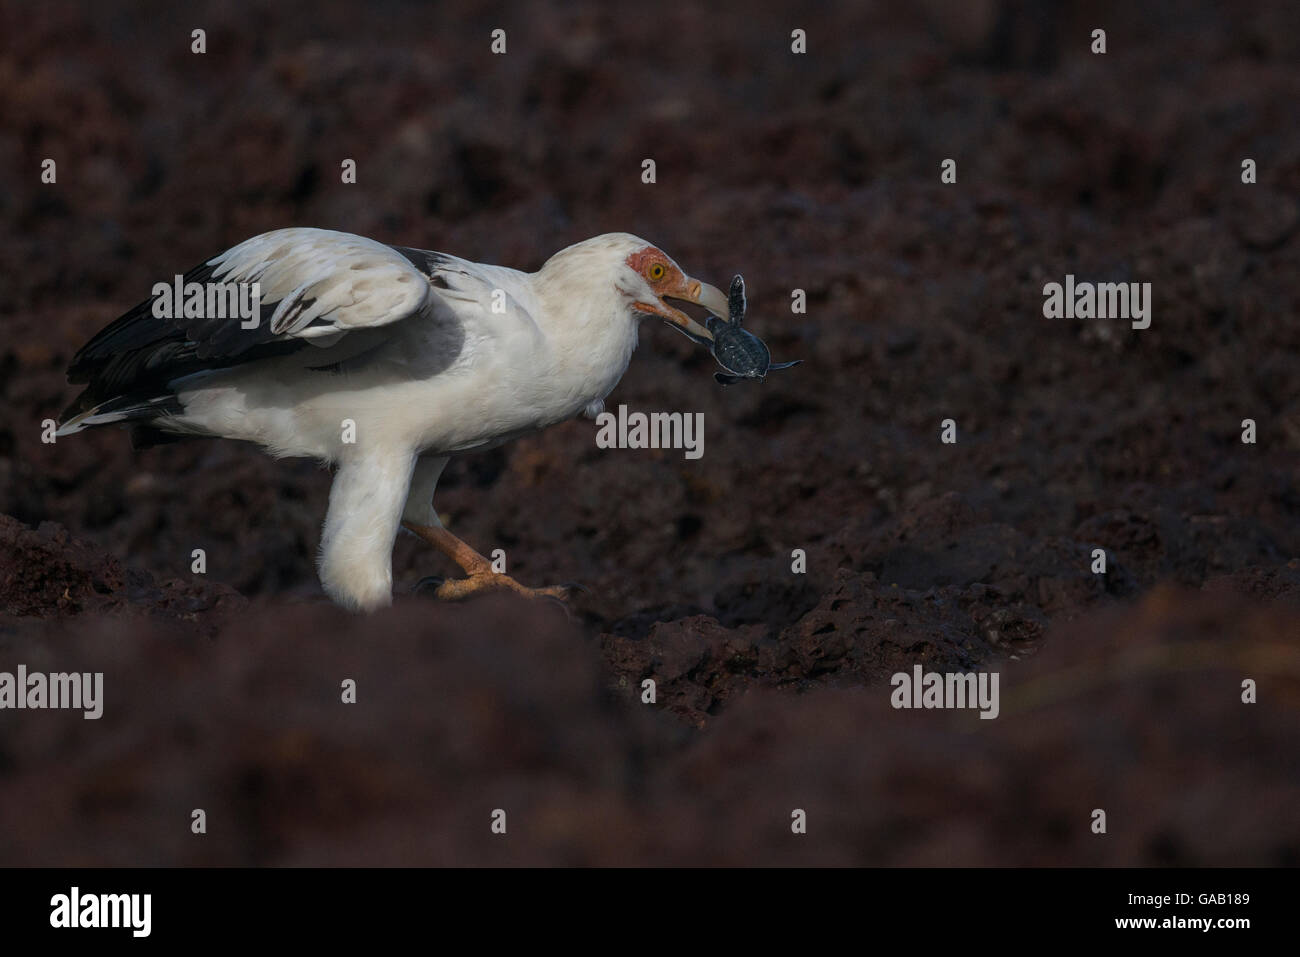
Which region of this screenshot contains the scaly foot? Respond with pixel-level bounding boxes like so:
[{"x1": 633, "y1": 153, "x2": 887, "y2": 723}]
[
  {"x1": 403, "y1": 521, "x2": 582, "y2": 604},
  {"x1": 418, "y1": 573, "x2": 581, "y2": 602}
]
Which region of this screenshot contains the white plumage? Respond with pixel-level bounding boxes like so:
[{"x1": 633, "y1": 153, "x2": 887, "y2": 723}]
[{"x1": 59, "y1": 228, "x2": 728, "y2": 610}]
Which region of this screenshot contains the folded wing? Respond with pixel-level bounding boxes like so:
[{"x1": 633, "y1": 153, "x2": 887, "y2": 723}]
[{"x1": 61, "y1": 227, "x2": 437, "y2": 428}]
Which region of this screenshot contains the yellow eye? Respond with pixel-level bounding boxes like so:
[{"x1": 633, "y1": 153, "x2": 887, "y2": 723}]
[{"x1": 649, "y1": 263, "x2": 665, "y2": 281}]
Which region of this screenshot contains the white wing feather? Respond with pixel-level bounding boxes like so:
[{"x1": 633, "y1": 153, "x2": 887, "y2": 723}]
[{"x1": 206, "y1": 227, "x2": 433, "y2": 339}]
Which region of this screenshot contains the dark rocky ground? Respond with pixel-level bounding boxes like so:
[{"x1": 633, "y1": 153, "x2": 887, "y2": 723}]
[{"x1": 1, "y1": 0, "x2": 1298, "y2": 864}]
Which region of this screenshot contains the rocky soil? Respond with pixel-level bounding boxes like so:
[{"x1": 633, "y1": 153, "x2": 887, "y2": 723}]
[{"x1": 1, "y1": 0, "x2": 1297, "y2": 864}]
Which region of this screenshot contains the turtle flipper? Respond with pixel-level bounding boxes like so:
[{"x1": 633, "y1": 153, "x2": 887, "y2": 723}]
[
  {"x1": 714, "y1": 372, "x2": 744, "y2": 385},
  {"x1": 728, "y1": 275, "x2": 746, "y2": 326},
  {"x1": 768, "y1": 360, "x2": 802, "y2": 371}
]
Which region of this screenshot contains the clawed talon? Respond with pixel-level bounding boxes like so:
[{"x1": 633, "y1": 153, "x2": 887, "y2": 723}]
[
  {"x1": 428, "y1": 572, "x2": 577, "y2": 603},
  {"x1": 413, "y1": 575, "x2": 445, "y2": 597},
  {"x1": 403, "y1": 521, "x2": 582, "y2": 605}
]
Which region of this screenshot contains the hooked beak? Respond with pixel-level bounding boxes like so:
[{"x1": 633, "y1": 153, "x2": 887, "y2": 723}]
[{"x1": 634, "y1": 277, "x2": 728, "y2": 345}]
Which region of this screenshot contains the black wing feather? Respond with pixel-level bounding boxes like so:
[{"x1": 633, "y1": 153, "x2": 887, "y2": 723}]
[
  {"x1": 389, "y1": 246, "x2": 458, "y2": 281},
  {"x1": 63, "y1": 257, "x2": 306, "y2": 421}
]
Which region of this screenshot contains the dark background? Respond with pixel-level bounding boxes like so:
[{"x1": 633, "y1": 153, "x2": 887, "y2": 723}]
[{"x1": 1, "y1": 0, "x2": 1298, "y2": 864}]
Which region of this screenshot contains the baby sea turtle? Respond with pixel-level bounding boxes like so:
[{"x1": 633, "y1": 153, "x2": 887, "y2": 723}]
[{"x1": 706, "y1": 275, "x2": 801, "y2": 385}]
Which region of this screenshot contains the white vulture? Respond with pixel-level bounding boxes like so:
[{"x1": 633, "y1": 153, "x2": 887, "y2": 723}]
[{"x1": 58, "y1": 228, "x2": 728, "y2": 611}]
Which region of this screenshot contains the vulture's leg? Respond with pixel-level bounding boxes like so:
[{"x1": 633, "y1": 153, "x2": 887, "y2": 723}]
[
  {"x1": 402, "y1": 521, "x2": 578, "y2": 602},
  {"x1": 401, "y1": 455, "x2": 577, "y2": 602}
]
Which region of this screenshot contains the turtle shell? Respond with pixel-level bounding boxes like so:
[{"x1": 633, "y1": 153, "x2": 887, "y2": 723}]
[{"x1": 708, "y1": 318, "x2": 771, "y2": 378}]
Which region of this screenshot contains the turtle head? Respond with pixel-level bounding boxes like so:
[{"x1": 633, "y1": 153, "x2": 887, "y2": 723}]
[{"x1": 728, "y1": 275, "x2": 746, "y2": 326}]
